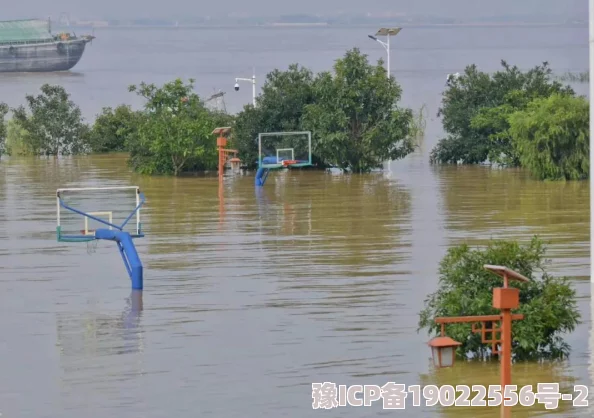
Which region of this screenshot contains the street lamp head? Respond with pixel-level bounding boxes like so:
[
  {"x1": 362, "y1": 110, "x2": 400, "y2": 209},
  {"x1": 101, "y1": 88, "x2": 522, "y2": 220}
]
[
  {"x1": 428, "y1": 336, "x2": 462, "y2": 368},
  {"x1": 483, "y1": 265, "x2": 530, "y2": 285},
  {"x1": 375, "y1": 27, "x2": 402, "y2": 37},
  {"x1": 368, "y1": 34, "x2": 378, "y2": 41},
  {"x1": 234, "y1": 82, "x2": 240, "y2": 91}
]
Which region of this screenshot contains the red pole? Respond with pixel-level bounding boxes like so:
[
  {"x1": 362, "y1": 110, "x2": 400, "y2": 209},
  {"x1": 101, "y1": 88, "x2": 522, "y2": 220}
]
[
  {"x1": 501, "y1": 308, "x2": 512, "y2": 387},
  {"x1": 499, "y1": 272, "x2": 513, "y2": 418}
]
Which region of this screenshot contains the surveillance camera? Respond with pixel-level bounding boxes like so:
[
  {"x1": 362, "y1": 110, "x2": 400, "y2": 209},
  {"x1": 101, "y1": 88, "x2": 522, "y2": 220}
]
[{"x1": 234, "y1": 83, "x2": 240, "y2": 91}]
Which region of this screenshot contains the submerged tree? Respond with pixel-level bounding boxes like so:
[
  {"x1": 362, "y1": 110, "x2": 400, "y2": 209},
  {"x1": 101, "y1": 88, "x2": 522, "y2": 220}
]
[
  {"x1": 127, "y1": 78, "x2": 218, "y2": 176},
  {"x1": 12, "y1": 84, "x2": 90, "y2": 156},
  {"x1": 430, "y1": 61, "x2": 574, "y2": 166},
  {"x1": 418, "y1": 236, "x2": 580, "y2": 361},
  {"x1": 508, "y1": 94, "x2": 589, "y2": 181},
  {"x1": 303, "y1": 48, "x2": 414, "y2": 172},
  {"x1": 89, "y1": 105, "x2": 143, "y2": 153}
]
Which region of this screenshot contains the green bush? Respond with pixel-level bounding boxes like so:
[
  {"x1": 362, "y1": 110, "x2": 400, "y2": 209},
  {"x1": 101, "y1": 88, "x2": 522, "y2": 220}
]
[
  {"x1": 4, "y1": 119, "x2": 34, "y2": 156},
  {"x1": 89, "y1": 105, "x2": 142, "y2": 153},
  {"x1": 508, "y1": 94, "x2": 589, "y2": 181},
  {"x1": 418, "y1": 236, "x2": 580, "y2": 361}
]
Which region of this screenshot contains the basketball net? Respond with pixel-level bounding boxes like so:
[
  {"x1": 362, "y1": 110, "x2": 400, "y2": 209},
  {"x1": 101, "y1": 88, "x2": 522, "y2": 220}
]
[{"x1": 86, "y1": 239, "x2": 98, "y2": 255}]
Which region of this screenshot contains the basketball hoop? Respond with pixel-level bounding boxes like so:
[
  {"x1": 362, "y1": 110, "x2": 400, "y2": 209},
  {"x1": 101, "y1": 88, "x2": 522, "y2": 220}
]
[{"x1": 282, "y1": 160, "x2": 298, "y2": 167}]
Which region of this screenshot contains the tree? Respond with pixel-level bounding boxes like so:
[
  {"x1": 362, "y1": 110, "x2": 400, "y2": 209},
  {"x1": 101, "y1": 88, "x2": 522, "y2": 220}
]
[
  {"x1": 12, "y1": 84, "x2": 90, "y2": 156},
  {"x1": 303, "y1": 48, "x2": 414, "y2": 172},
  {"x1": 4, "y1": 119, "x2": 33, "y2": 156},
  {"x1": 508, "y1": 94, "x2": 589, "y2": 181},
  {"x1": 127, "y1": 78, "x2": 218, "y2": 176},
  {"x1": 89, "y1": 105, "x2": 142, "y2": 153},
  {"x1": 418, "y1": 236, "x2": 580, "y2": 361},
  {"x1": 430, "y1": 61, "x2": 574, "y2": 165},
  {"x1": 233, "y1": 64, "x2": 316, "y2": 168},
  {"x1": 0, "y1": 103, "x2": 8, "y2": 158}
]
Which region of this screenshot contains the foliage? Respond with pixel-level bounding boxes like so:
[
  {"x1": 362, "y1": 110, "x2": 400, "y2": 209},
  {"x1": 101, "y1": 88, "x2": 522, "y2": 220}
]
[
  {"x1": 127, "y1": 78, "x2": 218, "y2": 176},
  {"x1": 12, "y1": 84, "x2": 90, "y2": 156},
  {"x1": 430, "y1": 61, "x2": 574, "y2": 166},
  {"x1": 89, "y1": 105, "x2": 142, "y2": 153},
  {"x1": 302, "y1": 48, "x2": 414, "y2": 172},
  {"x1": 418, "y1": 236, "x2": 580, "y2": 361},
  {"x1": 0, "y1": 103, "x2": 7, "y2": 158},
  {"x1": 556, "y1": 72, "x2": 588, "y2": 83},
  {"x1": 4, "y1": 119, "x2": 34, "y2": 156},
  {"x1": 508, "y1": 94, "x2": 589, "y2": 181},
  {"x1": 408, "y1": 104, "x2": 428, "y2": 146},
  {"x1": 233, "y1": 64, "x2": 316, "y2": 168}
]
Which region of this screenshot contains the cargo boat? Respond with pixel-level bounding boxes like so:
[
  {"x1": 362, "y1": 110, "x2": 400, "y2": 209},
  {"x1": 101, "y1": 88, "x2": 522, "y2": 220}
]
[{"x1": 0, "y1": 18, "x2": 94, "y2": 73}]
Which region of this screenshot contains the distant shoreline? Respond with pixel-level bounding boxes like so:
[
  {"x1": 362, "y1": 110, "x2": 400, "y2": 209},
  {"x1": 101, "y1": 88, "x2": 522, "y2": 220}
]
[{"x1": 57, "y1": 21, "x2": 587, "y2": 30}]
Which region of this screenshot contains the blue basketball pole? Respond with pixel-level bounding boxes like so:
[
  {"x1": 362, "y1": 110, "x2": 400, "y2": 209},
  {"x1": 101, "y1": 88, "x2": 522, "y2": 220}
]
[
  {"x1": 95, "y1": 229, "x2": 144, "y2": 289},
  {"x1": 255, "y1": 167, "x2": 269, "y2": 186}
]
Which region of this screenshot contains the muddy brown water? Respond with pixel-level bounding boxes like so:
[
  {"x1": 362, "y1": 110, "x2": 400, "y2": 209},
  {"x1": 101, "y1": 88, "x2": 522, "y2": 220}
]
[{"x1": 0, "y1": 151, "x2": 590, "y2": 417}]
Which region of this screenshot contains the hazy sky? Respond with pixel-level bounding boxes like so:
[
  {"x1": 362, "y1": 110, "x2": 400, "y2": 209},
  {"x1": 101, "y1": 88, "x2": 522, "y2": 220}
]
[{"x1": 5, "y1": 0, "x2": 588, "y2": 20}]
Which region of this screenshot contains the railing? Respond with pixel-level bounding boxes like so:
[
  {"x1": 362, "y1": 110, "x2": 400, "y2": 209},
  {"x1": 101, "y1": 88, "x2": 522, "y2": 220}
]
[{"x1": 0, "y1": 37, "x2": 85, "y2": 47}]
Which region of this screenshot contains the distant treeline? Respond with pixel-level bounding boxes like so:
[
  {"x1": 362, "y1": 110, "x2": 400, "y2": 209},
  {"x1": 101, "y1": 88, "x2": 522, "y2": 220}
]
[
  {"x1": 0, "y1": 55, "x2": 587, "y2": 182},
  {"x1": 0, "y1": 48, "x2": 423, "y2": 177},
  {"x1": 70, "y1": 14, "x2": 586, "y2": 28}
]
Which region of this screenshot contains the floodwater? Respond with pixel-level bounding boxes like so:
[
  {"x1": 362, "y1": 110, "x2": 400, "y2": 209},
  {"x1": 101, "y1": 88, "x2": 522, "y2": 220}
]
[{"x1": 0, "y1": 25, "x2": 591, "y2": 417}]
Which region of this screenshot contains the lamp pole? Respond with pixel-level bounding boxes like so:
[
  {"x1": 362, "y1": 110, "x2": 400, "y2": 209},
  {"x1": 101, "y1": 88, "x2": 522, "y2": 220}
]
[
  {"x1": 368, "y1": 27, "x2": 401, "y2": 78},
  {"x1": 235, "y1": 69, "x2": 257, "y2": 107}
]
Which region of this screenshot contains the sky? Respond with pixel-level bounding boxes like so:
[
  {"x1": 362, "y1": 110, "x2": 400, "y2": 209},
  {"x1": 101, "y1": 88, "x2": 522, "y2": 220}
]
[{"x1": 4, "y1": 0, "x2": 589, "y2": 20}]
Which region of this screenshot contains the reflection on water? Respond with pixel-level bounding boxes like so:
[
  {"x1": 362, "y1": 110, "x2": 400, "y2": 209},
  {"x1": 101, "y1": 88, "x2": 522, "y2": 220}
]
[
  {"x1": 0, "y1": 153, "x2": 590, "y2": 418},
  {"x1": 57, "y1": 290, "x2": 144, "y2": 375},
  {"x1": 420, "y1": 361, "x2": 582, "y2": 417}
]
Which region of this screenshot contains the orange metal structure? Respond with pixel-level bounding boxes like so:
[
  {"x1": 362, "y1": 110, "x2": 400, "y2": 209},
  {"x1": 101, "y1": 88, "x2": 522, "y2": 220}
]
[
  {"x1": 212, "y1": 127, "x2": 239, "y2": 182},
  {"x1": 430, "y1": 265, "x2": 529, "y2": 418}
]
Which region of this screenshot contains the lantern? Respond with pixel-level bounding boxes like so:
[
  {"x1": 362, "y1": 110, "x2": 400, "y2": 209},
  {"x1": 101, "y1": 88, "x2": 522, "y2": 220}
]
[{"x1": 428, "y1": 336, "x2": 462, "y2": 368}]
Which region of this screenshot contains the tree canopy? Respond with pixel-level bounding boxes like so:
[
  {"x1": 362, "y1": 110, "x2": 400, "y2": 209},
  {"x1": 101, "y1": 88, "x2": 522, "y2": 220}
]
[
  {"x1": 303, "y1": 49, "x2": 414, "y2": 172},
  {"x1": 127, "y1": 78, "x2": 219, "y2": 176},
  {"x1": 418, "y1": 236, "x2": 580, "y2": 361},
  {"x1": 430, "y1": 61, "x2": 575, "y2": 167},
  {"x1": 12, "y1": 84, "x2": 89, "y2": 156},
  {"x1": 508, "y1": 94, "x2": 589, "y2": 181},
  {"x1": 88, "y1": 105, "x2": 142, "y2": 153}
]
